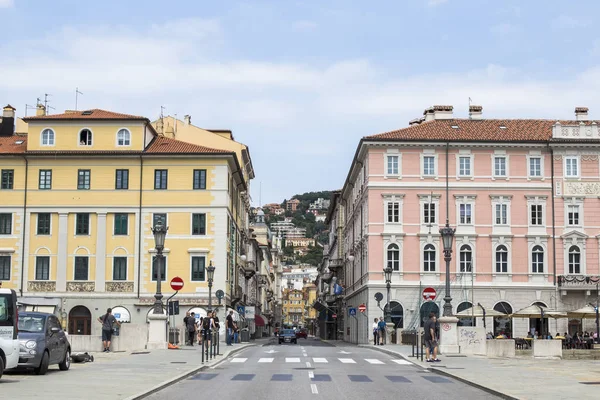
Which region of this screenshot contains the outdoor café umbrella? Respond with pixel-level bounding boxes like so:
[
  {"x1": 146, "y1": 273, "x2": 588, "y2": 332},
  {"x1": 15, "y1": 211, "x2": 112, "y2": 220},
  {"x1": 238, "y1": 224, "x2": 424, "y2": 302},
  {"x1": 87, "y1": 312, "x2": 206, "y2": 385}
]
[
  {"x1": 567, "y1": 305, "x2": 598, "y2": 319},
  {"x1": 454, "y1": 305, "x2": 507, "y2": 318},
  {"x1": 511, "y1": 305, "x2": 567, "y2": 319}
]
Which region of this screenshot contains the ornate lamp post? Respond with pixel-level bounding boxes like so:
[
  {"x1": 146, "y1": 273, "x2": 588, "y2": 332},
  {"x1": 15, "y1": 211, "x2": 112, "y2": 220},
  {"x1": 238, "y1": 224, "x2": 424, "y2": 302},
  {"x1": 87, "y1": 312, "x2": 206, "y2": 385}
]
[
  {"x1": 439, "y1": 224, "x2": 456, "y2": 317},
  {"x1": 207, "y1": 260, "x2": 215, "y2": 311},
  {"x1": 151, "y1": 223, "x2": 168, "y2": 314},
  {"x1": 384, "y1": 266, "x2": 392, "y2": 322}
]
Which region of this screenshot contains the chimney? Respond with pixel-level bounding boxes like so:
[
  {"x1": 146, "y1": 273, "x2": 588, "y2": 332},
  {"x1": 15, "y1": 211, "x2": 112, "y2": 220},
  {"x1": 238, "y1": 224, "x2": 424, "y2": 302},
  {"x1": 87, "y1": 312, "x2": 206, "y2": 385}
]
[
  {"x1": 469, "y1": 105, "x2": 483, "y2": 120},
  {"x1": 423, "y1": 107, "x2": 435, "y2": 122},
  {"x1": 184, "y1": 115, "x2": 191, "y2": 125},
  {"x1": 424, "y1": 105, "x2": 453, "y2": 121},
  {"x1": 0, "y1": 104, "x2": 16, "y2": 136},
  {"x1": 36, "y1": 104, "x2": 46, "y2": 116},
  {"x1": 575, "y1": 107, "x2": 588, "y2": 121}
]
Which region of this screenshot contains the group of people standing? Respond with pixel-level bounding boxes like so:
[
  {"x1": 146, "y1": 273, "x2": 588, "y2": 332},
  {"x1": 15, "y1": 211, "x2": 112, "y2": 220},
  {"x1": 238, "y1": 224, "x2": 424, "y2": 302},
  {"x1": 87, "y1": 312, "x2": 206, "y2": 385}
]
[{"x1": 183, "y1": 310, "x2": 240, "y2": 348}]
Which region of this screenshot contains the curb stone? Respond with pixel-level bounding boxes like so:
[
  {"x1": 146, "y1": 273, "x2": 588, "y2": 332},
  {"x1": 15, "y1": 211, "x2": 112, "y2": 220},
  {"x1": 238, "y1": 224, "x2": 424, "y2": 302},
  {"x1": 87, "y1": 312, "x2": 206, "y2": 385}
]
[
  {"x1": 124, "y1": 344, "x2": 255, "y2": 400},
  {"x1": 359, "y1": 344, "x2": 517, "y2": 400}
]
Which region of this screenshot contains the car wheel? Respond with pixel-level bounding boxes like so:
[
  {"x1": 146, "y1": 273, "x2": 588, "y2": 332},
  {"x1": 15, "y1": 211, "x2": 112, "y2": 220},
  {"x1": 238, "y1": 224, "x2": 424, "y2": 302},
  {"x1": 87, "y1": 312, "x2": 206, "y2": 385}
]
[
  {"x1": 35, "y1": 351, "x2": 49, "y2": 376},
  {"x1": 59, "y1": 349, "x2": 71, "y2": 371},
  {"x1": 0, "y1": 355, "x2": 4, "y2": 379}
]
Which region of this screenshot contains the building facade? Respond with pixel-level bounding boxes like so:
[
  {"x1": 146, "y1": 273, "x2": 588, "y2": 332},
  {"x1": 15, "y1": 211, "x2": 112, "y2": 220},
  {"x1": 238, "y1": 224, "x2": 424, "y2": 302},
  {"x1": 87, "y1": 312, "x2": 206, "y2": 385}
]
[{"x1": 321, "y1": 104, "x2": 600, "y2": 344}]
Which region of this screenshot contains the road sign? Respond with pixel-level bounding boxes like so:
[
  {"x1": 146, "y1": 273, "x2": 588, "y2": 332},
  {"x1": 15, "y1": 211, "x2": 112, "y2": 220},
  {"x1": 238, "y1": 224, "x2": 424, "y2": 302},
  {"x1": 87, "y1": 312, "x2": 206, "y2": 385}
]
[
  {"x1": 332, "y1": 314, "x2": 337, "y2": 319},
  {"x1": 170, "y1": 276, "x2": 184, "y2": 291},
  {"x1": 358, "y1": 304, "x2": 367, "y2": 313},
  {"x1": 215, "y1": 289, "x2": 224, "y2": 300},
  {"x1": 237, "y1": 305, "x2": 245, "y2": 316},
  {"x1": 168, "y1": 300, "x2": 180, "y2": 315},
  {"x1": 348, "y1": 308, "x2": 357, "y2": 316},
  {"x1": 374, "y1": 292, "x2": 384, "y2": 302},
  {"x1": 423, "y1": 287, "x2": 437, "y2": 301}
]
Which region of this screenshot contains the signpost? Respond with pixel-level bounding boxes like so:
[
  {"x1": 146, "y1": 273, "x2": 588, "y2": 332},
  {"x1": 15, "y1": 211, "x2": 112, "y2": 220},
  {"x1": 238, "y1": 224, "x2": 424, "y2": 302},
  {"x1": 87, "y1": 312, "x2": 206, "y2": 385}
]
[
  {"x1": 167, "y1": 277, "x2": 183, "y2": 345},
  {"x1": 237, "y1": 305, "x2": 245, "y2": 316},
  {"x1": 170, "y1": 277, "x2": 184, "y2": 291},
  {"x1": 348, "y1": 308, "x2": 357, "y2": 316},
  {"x1": 422, "y1": 287, "x2": 437, "y2": 301},
  {"x1": 358, "y1": 304, "x2": 366, "y2": 313}
]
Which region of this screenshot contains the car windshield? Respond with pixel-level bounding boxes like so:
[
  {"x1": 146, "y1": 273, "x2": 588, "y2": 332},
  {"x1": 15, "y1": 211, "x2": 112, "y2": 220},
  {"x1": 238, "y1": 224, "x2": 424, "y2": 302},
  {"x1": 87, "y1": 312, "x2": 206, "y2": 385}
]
[
  {"x1": 18, "y1": 315, "x2": 46, "y2": 333},
  {"x1": 282, "y1": 329, "x2": 295, "y2": 334}
]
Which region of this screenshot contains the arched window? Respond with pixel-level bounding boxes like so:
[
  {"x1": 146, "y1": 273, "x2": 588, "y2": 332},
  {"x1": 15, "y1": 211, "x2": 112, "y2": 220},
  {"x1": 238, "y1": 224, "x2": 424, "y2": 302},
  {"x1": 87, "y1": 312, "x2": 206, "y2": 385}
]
[
  {"x1": 420, "y1": 302, "x2": 439, "y2": 327},
  {"x1": 568, "y1": 245, "x2": 580, "y2": 274},
  {"x1": 423, "y1": 244, "x2": 436, "y2": 272},
  {"x1": 388, "y1": 301, "x2": 404, "y2": 329},
  {"x1": 117, "y1": 129, "x2": 131, "y2": 146},
  {"x1": 532, "y1": 245, "x2": 544, "y2": 273},
  {"x1": 493, "y1": 302, "x2": 513, "y2": 337},
  {"x1": 79, "y1": 129, "x2": 92, "y2": 146},
  {"x1": 387, "y1": 243, "x2": 400, "y2": 271},
  {"x1": 41, "y1": 128, "x2": 55, "y2": 146},
  {"x1": 495, "y1": 245, "x2": 508, "y2": 273},
  {"x1": 457, "y1": 301, "x2": 475, "y2": 326},
  {"x1": 459, "y1": 245, "x2": 472, "y2": 272}
]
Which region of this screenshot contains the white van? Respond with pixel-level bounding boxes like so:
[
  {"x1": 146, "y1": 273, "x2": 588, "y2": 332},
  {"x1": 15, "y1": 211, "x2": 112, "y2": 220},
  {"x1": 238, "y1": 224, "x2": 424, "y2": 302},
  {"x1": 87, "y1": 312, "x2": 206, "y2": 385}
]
[{"x1": 0, "y1": 288, "x2": 19, "y2": 378}]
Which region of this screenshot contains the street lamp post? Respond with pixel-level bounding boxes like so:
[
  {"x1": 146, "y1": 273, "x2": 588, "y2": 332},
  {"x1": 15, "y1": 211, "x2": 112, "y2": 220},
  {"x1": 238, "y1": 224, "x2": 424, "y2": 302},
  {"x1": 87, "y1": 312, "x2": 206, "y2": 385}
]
[
  {"x1": 207, "y1": 261, "x2": 215, "y2": 311},
  {"x1": 151, "y1": 223, "x2": 168, "y2": 314},
  {"x1": 384, "y1": 267, "x2": 392, "y2": 322},
  {"x1": 439, "y1": 224, "x2": 456, "y2": 317}
]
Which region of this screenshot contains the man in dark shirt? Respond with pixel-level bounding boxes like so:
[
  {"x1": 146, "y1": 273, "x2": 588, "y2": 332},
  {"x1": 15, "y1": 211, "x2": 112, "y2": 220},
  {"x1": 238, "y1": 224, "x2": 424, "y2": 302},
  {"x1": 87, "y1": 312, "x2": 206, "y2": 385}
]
[
  {"x1": 97, "y1": 308, "x2": 120, "y2": 353},
  {"x1": 186, "y1": 312, "x2": 197, "y2": 346},
  {"x1": 424, "y1": 312, "x2": 440, "y2": 362},
  {"x1": 226, "y1": 310, "x2": 234, "y2": 346}
]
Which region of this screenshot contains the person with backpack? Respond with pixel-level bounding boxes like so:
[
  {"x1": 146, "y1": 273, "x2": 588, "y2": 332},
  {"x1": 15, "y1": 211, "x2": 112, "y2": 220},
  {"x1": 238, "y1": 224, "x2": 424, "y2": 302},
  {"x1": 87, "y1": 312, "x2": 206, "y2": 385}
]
[
  {"x1": 201, "y1": 312, "x2": 213, "y2": 354},
  {"x1": 377, "y1": 316, "x2": 386, "y2": 345},
  {"x1": 97, "y1": 308, "x2": 120, "y2": 352}
]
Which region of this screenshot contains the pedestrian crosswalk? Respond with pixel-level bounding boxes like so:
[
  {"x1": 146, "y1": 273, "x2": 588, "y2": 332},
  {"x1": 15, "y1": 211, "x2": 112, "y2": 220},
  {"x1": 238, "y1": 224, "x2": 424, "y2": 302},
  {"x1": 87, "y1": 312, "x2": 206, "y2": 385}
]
[
  {"x1": 190, "y1": 372, "x2": 451, "y2": 384},
  {"x1": 229, "y1": 357, "x2": 415, "y2": 366}
]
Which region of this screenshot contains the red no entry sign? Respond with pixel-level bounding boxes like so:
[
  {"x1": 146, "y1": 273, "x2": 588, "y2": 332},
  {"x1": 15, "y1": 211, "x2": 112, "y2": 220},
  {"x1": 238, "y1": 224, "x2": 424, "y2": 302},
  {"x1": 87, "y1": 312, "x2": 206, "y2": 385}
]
[
  {"x1": 170, "y1": 276, "x2": 184, "y2": 291},
  {"x1": 423, "y1": 287, "x2": 436, "y2": 301},
  {"x1": 358, "y1": 304, "x2": 367, "y2": 313}
]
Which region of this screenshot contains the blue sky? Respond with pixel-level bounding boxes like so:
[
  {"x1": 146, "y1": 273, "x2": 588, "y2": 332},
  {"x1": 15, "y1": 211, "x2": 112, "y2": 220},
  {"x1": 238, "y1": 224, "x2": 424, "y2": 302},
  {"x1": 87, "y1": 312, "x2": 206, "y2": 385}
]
[{"x1": 2, "y1": 0, "x2": 600, "y2": 203}]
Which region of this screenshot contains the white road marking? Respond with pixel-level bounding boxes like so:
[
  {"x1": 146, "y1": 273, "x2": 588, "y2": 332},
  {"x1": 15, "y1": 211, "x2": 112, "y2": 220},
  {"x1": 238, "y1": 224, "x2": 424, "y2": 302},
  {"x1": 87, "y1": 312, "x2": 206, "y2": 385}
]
[
  {"x1": 258, "y1": 358, "x2": 274, "y2": 363},
  {"x1": 313, "y1": 358, "x2": 328, "y2": 363},
  {"x1": 365, "y1": 359, "x2": 384, "y2": 364},
  {"x1": 308, "y1": 371, "x2": 314, "y2": 378},
  {"x1": 286, "y1": 357, "x2": 301, "y2": 363},
  {"x1": 311, "y1": 384, "x2": 318, "y2": 394},
  {"x1": 231, "y1": 358, "x2": 247, "y2": 363},
  {"x1": 306, "y1": 361, "x2": 312, "y2": 368},
  {"x1": 392, "y1": 359, "x2": 413, "y2": 365},
  {"x1": 303, "y1": 353, "x2": 308, "y2": 357},
  {"x1": 265, "y1": 349, "x2": 278, "y2": 354},
  {"x1": 338, "y1": 358, "x2": 356, "y2": 364},
  {"x1": 338, "y1": 350, "x2": 352, "y2": 354}
]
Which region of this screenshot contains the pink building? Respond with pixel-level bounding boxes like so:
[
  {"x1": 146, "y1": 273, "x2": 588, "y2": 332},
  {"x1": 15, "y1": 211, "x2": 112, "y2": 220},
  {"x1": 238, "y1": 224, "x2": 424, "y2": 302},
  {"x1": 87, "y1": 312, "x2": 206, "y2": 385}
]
[{"x1": 322, "y1": 105, "x2": 600, "y2": 344}]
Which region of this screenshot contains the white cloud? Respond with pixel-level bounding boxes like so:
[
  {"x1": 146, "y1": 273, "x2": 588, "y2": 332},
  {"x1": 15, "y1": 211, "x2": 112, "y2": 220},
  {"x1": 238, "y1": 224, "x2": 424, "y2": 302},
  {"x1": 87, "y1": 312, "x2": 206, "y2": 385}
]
[
  {"x1": 0, "y1": 0, "x2": 13, "y2": 8},
  {"x1": 427, "y1": 0, "x2": 448, "y2": 7}
]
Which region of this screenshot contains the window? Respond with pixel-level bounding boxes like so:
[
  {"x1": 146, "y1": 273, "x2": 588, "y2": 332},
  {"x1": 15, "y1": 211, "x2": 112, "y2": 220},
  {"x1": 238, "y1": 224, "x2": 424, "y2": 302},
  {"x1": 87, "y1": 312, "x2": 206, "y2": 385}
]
[
  {"x1": 77, "y1": 169, "x2": 90, "y2": 190},
  {"x1": 74, "y1": 257, "x2": 89, "y2": 280},
  {"x1": 76, "y1": 213, "x2": 90, "y2": 235},
  {"x1": 0, "y1": 213, "x2": 11, "y2": 235},
  {"x1": 495, "y1": 204, "x2": 507, "y2": 225},
  {"x1": 565, "y1": 157, "x2": 579, "y2": 178},
  {"x1": 532, "y1": 245, "x2": 544, "y2": 273},
  {"x1": 423, "y1": 156, "x2": 435, "y2": 176},
  {"x1": 35, "y1": 256, "x2": 49, "y2": 280},
  {"x1": 152, "y1": 256, "x2": 166, "y2": 281},
  {"x1": 459, "y1": 156, "x2": 471, "y2": 176},
  {"x1": 154, "y1": 169, "x2": 168, "y2": 190},
  {"x1": 459, "y1": 245, "x2": 472, "y2": 272},
  {"x1": 115, "y1": 169, "x2": 129, "y2": 190},
  {"x1": 37, "y1": 213, "x2": 51, "y2": 235},
  {"x1": 114, "y1": 213, "x2": 128, "y2": 235},
  {"x1": 529, "y1": 157, "x2": 542, "y2": 177},
  {"x1": 192, "y1": 213, "x2": 206, "y2": 235},
  {"x1": 568, "y1": 246, "x2": 580, "y2": 274},
  {"x1": 1, "y1": 169, "x2": 14, "y2": 189},
  {"x1": 0, "y1": 256, "x2": 10, "y2": 280},
  {"x1": 531, "y1": 205, "x2": 543, "y2": 225},
  {"x1": 424, "y1": 203, "x2": 436, "y2": 224},
  {"x1": 387, "y1": 244, "x2": 400, "y2": 271},
  {"x1": 387, "y1": 155, "x2": 399, "y2": 175},
  {"x1": 567, "y1": 205, "x2": 580, "y2": 226},
  {"x1": 79, "y1": 129, "x2": 92, "y2": 146},
  {"x1": 113, "y1": 257, "x2": 127, "y2": 280},
  {"x1": 153, "y1": 213, "x2": 167, "y2": 227},
  {"x1": 423, "y1": 244, "x2": 436, "y2": 272},
  {"x1": 117, "y1": 129, "x2": 131, "y2": 146},
  {"x1": 459, "y1": 204, "x2": 472, "y2": 224},
  {"x1": 494, "y1": 157, "x2": 506, "y2": 177},
  {"x1": 193, "y1": 169, "x2": 207, "y2": 190},
  {"x1": 495, "y1": 245, "x2": 508, "y2": 273},
  {"x1": 191, "y1": 256, "x2": 206, "y2": 281},
  {"x1": 387, "y1": 202, "x2": 400, "y2": 223},
  {"x1": 39, "y1": 169, "x2": 52, "y2": 190},
  {"x1": 41, "y1": 128, "x2": 55, "y2": 146}
]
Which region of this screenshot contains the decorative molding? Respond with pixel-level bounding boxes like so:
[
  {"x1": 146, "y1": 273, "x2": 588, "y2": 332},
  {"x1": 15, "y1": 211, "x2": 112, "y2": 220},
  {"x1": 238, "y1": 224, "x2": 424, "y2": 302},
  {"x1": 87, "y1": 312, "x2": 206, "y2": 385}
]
[
  {"x1": 557, "y1": 274, "x2": 600, "y2": 287},
  {"x1": 582, "y1": 155, "x2": 599, "y2": 161},
  {"x1": 67, "y1": 281, "x2": 96, "y2": 292},
  {"x1": 564, "y1": 181, "x2": 600, "y2": 196},
  {"x1": 105, "y1": 281, "x2": 134, "y2": 292},
  {"x1": 28, "y1": 281, "x2": 56, "y2": 292}
]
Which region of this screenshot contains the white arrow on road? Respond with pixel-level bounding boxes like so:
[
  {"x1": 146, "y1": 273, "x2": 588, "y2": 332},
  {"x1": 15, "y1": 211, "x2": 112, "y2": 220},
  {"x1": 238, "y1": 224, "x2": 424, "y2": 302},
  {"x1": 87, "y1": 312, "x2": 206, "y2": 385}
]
[
  {"x1": 338, "y1": 350, "x2": 352, "y2": 354},
  {"x1": 265, "y1": 349, "x2": 279, "y2": 354}
]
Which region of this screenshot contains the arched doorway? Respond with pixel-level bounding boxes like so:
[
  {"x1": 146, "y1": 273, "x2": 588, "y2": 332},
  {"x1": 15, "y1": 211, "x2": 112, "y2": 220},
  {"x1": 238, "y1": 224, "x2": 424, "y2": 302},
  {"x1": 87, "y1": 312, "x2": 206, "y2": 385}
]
[
  {"x1": 493, "y1": 302, "x2": 513, "y2": 337},
  {"x1": 457, "y1": 301, "x2": 475, "y2": 326},
  {"x1": 387, "y1": 301, "x2": 404, "y2": 329},
  {"x1": 420, "y1": 302, "x2": 439, "y2": 327},
  {"x1": 68, "y1": 305, "x2": 91, "y2": 335},
  {"x1": 529, "y1": 301, "x2": 548, "y2": 337}
]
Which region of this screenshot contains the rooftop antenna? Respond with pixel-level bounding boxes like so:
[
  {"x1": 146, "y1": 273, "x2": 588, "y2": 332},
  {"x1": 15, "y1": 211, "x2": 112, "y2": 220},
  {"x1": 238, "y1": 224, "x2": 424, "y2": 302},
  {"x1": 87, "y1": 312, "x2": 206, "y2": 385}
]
[
  {"x1": 468, "y1": 97, "x2": 473, "y2": 119},
  {"x1": 158, "y1": 106, "x2": 166, "y2": 136},
  {"x1": 44, "y1": 94, "x2": 55, "y2": 114},
  {"x1": 75, "y1": 88, "x2": 83, "y2": 110},
  {"x1": 173, "y1": 113, "x2": 177, "y2": 138},
  {"x1": 24, "y1": 104, "x2": 36, "y2": 117}
]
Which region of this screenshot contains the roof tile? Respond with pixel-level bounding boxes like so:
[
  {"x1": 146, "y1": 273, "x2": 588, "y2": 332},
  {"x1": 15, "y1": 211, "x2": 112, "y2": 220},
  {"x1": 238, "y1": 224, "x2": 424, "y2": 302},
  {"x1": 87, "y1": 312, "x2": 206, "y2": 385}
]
[
  {"x1": 22, "y1": 109, "x2": 148, "y2": 122},
  {"x1": 145, "y1": 136, "x2": 230, "y2": 154},
  {"x1": 0, "y1": 135, "x2": 27, "y2": 154}
]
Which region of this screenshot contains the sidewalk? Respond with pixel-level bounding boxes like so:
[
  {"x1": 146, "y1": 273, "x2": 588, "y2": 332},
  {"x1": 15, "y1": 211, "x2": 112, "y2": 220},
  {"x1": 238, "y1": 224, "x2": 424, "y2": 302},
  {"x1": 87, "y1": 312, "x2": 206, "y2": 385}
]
[
  {"x1": 359, "y1": 343, "x2": 600, "y2": 400},
  {"x1": 1, "y1": 340, "x2": 261, "y2": 400}
]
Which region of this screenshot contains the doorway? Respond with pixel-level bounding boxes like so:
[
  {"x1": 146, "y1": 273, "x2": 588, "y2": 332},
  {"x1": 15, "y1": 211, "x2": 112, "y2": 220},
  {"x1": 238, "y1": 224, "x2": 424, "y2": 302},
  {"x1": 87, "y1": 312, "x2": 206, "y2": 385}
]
[
  {"x1": 68, "y1": 305, "x2": 92, "y2": 335},
  {"x1": 420, "y1": 301, "x2": 439, "y2": 327}
]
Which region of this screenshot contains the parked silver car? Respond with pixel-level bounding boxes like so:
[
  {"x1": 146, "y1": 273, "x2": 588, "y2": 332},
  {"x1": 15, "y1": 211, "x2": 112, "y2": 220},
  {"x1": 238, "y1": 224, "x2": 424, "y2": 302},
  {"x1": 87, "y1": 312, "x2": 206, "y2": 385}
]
[{"x1": 17, "y1": 312, "x2": 71, "y2": 375}]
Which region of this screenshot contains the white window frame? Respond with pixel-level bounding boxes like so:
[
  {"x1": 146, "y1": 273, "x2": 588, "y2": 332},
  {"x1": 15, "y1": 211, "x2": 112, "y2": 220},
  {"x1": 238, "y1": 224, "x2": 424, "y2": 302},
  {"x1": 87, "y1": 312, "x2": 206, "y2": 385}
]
[
  {"x1": 385, "y1": 152, "x2": 400, "y2": 177},
  {"x1": 418, "y1": 194, "x2": 440, "y2": 232},
  {"x1": 567, "y1": 204, "x2": 580, "y2": 226},
  {"x1": 564, "y1": 197, "x2": 584, "y2": 228},
  {"x1": 562, "y1": 234, "x2": 586, "y2": 275},
  {"x1": 40, "y1": 128, "x2": 55, "y2": 146},
  {"x1": 457, "y1": 154, "x2": 473, "y2": 178},
  {"x1": 531, "y1": 245, "x2": 545, "y2": 274},
  {"x1": 116, "y1": 128, "x2": 132, "y2": 147},
  {"x1": 459, "y1": 244, "x2": 473, "y2": 273},
  {"x1": 564, "y1": 156, "x2": 580, "y2": 178},
  {"x1": 490, "y1": 195, "x2": 512, "y2": 233},
  {"x1": 423, "y1": 243, "x2": 437, "y2": 272},
  {"x1": 387, "y1": 201, "x2": 400, "y2": 223},
  {"x1": 567, "y1": 245, "x2": 581, "y2": 274},
  {"x1": 423, "y1": 155, "x2": 436, "y2": 177},
  {"x1": 454, "y1": 195, "x2": 477, "y2": 234},
  {"x1": 77, "y1": 127, "x2": 93, "y2": 147},
  {"x1": 492, "y1": 152, "x2": 509, "y2": 179},
  {"x1": 495, "y1": 204, "x2": 508, "y2": 225},
  {"x1": 530, "y1": 204, "x2": 543, "y2": 226},
  {"x1": 420, "y1": 149, "x2": 438, "y2": 179},
  {"x1": 459, "y1": 203, "x2": 472, "y2": 225},
  {"x1": 495, "y1": 245, "x2": 509, "y2": 273},
  {"x1": 386, "y1": 243, "x2": 401, "y2": 272},
  {"x1": 526, "y1": 196, "x2": 547, "y2": 230},
  {"x1": 527, "y1": 152, "x2": 544, "y2": 179}
]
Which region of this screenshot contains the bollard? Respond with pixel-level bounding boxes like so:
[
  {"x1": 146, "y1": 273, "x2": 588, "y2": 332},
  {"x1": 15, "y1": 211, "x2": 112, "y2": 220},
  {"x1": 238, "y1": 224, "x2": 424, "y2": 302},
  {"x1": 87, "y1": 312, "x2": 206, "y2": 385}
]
[
  {"x1": 217, "y1": 331, "x2": 220, "y2": 355},
  {"x1": 201, "y1": 336, "x2": 205, "y2": 364}
]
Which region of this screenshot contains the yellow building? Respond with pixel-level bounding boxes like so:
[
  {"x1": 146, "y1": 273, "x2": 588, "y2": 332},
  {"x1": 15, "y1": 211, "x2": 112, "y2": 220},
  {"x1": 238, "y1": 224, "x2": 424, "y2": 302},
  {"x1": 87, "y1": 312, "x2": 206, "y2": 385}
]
[
  {"x1": 0, "y1": 104, "x2": 253, "y2": 336},
  {"x1": 283, "y1": 288, "x2": 305, "y2": 327}
]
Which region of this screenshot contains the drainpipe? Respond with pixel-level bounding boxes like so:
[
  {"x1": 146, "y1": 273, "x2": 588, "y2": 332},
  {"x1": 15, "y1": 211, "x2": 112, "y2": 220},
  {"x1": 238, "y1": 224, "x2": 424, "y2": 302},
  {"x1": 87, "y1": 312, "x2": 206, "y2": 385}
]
[
  {"x1": 137, "y1": 155, "x2": 144, "y2": 299},
  {"x1": 550, "y1": 147, "x2": 557, "y2": 286},
  {"x1": 19, "y1": 156, "x2": 29, "y2": 297}
]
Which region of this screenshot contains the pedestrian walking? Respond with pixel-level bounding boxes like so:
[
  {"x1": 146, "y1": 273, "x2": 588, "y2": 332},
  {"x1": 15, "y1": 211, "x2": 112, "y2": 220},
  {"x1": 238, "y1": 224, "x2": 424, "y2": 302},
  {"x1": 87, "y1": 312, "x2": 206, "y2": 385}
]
[
  {"x1": 97, "y1": 308, "x2": 120, "y2": 352},
  {"x1": 424, "y1": 312, "x2": 440, "y2": 362},
  {"x1": 377, "y1": 317, "x2": 386, "y2": 345},
  {"x1": 197, "y1": 316, "x2": 204, "y2": 345},
  {"x1": 212, "y1": 311, "x2": 220, "y2": 342},
  {"x1": 233, "y1": 322, "x2": 239, "y2": 344},
  {"x1": 186, "y1": 312, "x2": 197, "y2": 346},
  {"x1": 226, "y1": 310, "x2": 234, "y2": 346},
  {"x1": 372, "y1": 318, "x2": 379, "y2": 345},
  {"x1": 183, "y1": 312, "x2": 191, "y2": 344}
]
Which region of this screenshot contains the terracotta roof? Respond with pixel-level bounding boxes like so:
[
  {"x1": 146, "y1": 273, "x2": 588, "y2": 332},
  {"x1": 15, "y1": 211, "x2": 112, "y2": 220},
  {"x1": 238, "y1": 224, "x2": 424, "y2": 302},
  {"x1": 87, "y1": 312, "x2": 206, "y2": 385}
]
[
  {"x1": 0, "y1": 135, "x2": 27, "y2": 154},
  {"x1": 366, "y1": 119, "x2": 557, "y2": 142},
  {"x1": 22, "y1": 109, "x2": 148, "y2": 122},
  {"x1": 145, "y1": 136, "x2": 230, "y2": 154}
]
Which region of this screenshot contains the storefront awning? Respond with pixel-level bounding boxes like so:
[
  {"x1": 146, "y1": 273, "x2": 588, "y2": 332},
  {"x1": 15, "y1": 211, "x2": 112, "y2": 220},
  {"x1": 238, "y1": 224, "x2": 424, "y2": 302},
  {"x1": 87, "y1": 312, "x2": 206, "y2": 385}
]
[
  {"x1": 255, "y1": 314, "x2": 266, "y2": 327},
  {"x1": 24, "y1": 305, "x2": 56, "y2": 314}
]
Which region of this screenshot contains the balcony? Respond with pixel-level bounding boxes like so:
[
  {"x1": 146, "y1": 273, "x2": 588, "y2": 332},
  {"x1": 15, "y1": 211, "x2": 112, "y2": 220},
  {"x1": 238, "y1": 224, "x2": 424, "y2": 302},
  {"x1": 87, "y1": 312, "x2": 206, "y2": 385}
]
[
  {"x1": 558, "y1": 275, "x2": 600, "y2": 290},
  {"x1": 328, "y1": 258, "x2": 344, "y2": 271}
]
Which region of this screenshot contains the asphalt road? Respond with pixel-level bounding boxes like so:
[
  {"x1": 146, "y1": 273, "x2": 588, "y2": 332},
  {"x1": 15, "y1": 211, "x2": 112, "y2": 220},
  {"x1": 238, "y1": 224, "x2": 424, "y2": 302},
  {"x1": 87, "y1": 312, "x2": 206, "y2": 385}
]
[{"x1": 146, "y1": 338, "x2": 499, "y2": 400}]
